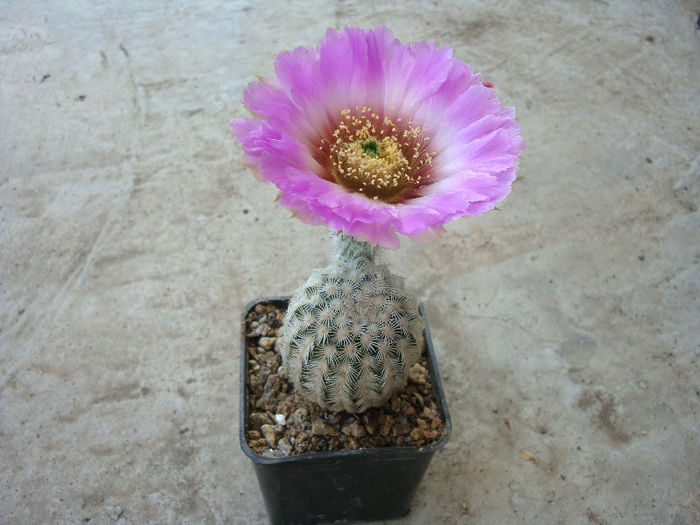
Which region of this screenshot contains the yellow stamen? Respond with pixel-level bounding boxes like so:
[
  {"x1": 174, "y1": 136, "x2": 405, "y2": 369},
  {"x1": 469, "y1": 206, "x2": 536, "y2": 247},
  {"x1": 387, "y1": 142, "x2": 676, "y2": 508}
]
[{"x1": 319, "y1": 107, "x2": 433, "y2": 203}]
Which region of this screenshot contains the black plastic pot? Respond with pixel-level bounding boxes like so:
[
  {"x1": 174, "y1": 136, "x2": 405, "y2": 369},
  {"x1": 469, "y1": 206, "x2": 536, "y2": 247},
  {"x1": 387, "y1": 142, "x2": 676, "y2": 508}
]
[{"x1": 240, "y1": 297, "x2": 452, "y2": 524}]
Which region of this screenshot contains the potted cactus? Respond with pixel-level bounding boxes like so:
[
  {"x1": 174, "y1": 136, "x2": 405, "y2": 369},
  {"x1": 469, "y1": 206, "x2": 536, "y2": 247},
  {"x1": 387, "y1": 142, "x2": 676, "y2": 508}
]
[{"x1": 232, "y1": 26, "x2": 521, "y2": 524}]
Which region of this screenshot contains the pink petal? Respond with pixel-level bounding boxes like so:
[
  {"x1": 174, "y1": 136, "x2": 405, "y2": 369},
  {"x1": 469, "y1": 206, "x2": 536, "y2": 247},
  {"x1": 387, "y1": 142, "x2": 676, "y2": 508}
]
[{"x1": 231, "y1": 26, "x2": 523, "y2": 248}]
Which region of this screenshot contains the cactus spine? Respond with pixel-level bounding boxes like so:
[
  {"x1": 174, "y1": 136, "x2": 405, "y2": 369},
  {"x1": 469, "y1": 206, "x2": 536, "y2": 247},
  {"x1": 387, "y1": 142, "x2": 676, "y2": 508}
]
[{"x1": 279, "y1": 232, "x2": 424, "y2": 413}]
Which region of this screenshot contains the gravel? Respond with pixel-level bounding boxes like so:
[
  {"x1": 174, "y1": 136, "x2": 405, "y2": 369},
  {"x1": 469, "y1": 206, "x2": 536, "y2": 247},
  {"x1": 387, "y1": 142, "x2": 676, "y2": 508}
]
[{"x1": 244, "y1": 301, "x2": 447, "y2": 457}]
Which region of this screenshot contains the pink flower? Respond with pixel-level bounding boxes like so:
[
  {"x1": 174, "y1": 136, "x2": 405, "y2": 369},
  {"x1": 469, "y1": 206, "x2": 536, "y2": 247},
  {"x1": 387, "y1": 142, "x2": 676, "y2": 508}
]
[{"x1": 231, "y1": 26, "x2": 522, "y2": 248}]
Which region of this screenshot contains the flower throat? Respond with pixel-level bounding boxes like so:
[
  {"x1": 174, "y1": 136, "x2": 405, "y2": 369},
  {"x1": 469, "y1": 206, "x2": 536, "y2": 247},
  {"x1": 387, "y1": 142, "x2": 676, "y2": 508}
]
[{"x1": 318, "y1": 107, "x2": 434, "y2": 204}]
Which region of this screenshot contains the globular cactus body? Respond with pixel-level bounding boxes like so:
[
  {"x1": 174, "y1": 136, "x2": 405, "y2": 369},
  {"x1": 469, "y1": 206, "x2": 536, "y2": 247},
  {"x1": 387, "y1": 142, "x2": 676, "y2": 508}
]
[{"x1": 279, "y1": 233, "x2": 424, "y2": 413}]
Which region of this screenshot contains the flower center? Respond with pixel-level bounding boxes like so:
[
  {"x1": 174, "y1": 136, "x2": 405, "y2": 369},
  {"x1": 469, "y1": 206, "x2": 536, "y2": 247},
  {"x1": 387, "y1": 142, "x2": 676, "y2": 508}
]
[
  {"x1": 318, "y1": 107, "x2": 434, "y2": 203},
  {"x1": 360, "y1": 138, "x2": 380, "y2": 158}
]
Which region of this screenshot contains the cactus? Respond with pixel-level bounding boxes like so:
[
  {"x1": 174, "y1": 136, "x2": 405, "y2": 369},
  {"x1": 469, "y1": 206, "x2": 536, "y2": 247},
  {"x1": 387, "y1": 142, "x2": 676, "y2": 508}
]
[{"x1": 278, "y1": 232, "x2": 424, "y2": 413}]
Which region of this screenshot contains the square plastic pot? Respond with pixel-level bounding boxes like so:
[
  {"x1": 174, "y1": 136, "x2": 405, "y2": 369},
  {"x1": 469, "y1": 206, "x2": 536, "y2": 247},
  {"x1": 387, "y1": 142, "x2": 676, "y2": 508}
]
[{"x1": 240, "y1": 297, "x2": 451, "y2": 524}]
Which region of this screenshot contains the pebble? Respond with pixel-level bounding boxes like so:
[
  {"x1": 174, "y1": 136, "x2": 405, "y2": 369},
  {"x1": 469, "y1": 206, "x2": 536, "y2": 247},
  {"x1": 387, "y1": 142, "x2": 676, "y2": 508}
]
[
  {"x1": 392, "y1": 422, "x2": 412, "y2": 436},
  {"x1": 277, "y1": 437, "x2": 293, "y2": 456},
  {"x1": 249, "y1": 412, "x2": 272, "y2": 430},
  {"x1": 379, "y1": 415, "x2": 395, "y2": 437},
  {"x1": 362, "y1": 413, "x2": 378, "y2": 434},
  {"x1": 261, "y1": 424, "x2": 280, "y2": 447},
  {"x1": 312, "y1": 420, "x2": 340, "y2": 436},
  {"x1": 410, "y1": 428, "x2": 437, "y2": 440},
  {"x1": 408, "y1": 363, "x2": 428, "y2": 384},
  {"x1": 410, "y1": 427, "x2": 425, "y2": 440},
  {"x1": 259, "y1": 337, "x2": 275, "y2": 350},
  {"x1": 257, "y1": 374, "x2": 280, "y2": 411},
  {"x1": 341, "y1": 418, "x2": 367, "y2": 438},
  {"x1": 413, "y1": 392, "x2": 425, "y2": 408},
  {"x1": 288, "y1": 406, "x2": 309, "y2": 426},
  {"x1": 276, "y1": 398, "x2": 294, "y2": 418}
]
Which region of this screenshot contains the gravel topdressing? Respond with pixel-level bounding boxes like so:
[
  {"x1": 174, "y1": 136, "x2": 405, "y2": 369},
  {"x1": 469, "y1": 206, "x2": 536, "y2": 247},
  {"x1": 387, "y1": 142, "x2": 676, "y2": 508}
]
[{"x1": 243, "y1": 300, "x2": 448, "y2": 457}]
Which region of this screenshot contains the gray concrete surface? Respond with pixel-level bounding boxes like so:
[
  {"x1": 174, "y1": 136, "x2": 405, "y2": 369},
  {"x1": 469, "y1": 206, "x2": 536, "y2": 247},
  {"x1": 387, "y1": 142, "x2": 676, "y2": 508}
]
[{"x1": 1, "y1": 1, "x2": 699, "y2": 524}]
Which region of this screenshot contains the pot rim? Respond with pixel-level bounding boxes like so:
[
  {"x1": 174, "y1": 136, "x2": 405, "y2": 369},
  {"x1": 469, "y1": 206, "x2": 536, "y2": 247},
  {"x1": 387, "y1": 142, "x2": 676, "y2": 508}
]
[{"x1": 240, "y1": 296, "x2": 452, "y2": 465}]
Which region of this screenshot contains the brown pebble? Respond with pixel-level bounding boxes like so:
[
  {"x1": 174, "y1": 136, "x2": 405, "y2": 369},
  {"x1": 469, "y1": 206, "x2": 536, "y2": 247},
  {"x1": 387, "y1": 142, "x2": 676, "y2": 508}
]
[
  {"x1": 342, "y1": 419, "x2": 367, "y2": 438},
  {"x1": 408, "y1": 363, "x2": 428, "y2": 384},
  {"x1": 276, "y1": 398, "x2": 294, "y2": 418},
  {"x1": 261, "y1": 424, "x2": 280, "y2": 447},
  {"x1": 249, "y1": 412, "x2": 272, "y2": 430},
  {"x1": 393, "y1": 422, "x2": 412, "y2": 436},
  {"x1": 410, "y1": 427, "x2": 426, "y2": 440},
  {"x1": 247, "y1": 430, "x2": 262, "y2": 440},
  {"x1": 257, "y1": 374, "x2": 281, "y2": 411},
  {"x1": 413, "y1": 392, "x2": 425, "y2": 408},
  {"x1": 344, "y1": 438, "x2": 359, "y2": 449},
  {"x1": 259, "y1": 337, "x2": 275, "y2": 350},
  {"x1": 312, "y1": 420, "x2": 339, "y2": 437},
  {"x1": 288, "y1": 407, "x2": 309, "y2": 426},
  {"x1": 248, "y1": 375, "x2": 264, "y2": 399},
  {"x1": 262, "y1": 351, "x2": 280, "y2": 368},
  {"x1": 379, "y1": 415, "x2": 395, "y2": 437},
  {"x1": 362, "y1": 413, "x2": 379, "y2": 434},
  {"x1": 430, "y1": 417, "x2": 441, "y2": 429}
]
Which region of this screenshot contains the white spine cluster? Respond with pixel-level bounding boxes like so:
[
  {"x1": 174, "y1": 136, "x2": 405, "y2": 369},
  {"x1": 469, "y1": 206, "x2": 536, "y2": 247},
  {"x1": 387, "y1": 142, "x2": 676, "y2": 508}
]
[{"x1": 278, "y1": 233, "x2": 424, "y2": 413}]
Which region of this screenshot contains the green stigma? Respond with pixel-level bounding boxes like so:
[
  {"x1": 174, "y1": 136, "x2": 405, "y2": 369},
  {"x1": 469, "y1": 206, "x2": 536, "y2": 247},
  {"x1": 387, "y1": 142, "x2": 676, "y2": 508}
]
[{"x1": 360, "y1": 138, "x2": 380, "y2": 158}]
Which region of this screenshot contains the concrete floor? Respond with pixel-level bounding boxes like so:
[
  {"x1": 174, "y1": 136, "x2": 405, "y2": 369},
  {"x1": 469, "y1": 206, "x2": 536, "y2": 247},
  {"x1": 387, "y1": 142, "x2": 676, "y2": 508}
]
[{"x1": 1, "y1": 1, "x2": 699, "y2": 523}]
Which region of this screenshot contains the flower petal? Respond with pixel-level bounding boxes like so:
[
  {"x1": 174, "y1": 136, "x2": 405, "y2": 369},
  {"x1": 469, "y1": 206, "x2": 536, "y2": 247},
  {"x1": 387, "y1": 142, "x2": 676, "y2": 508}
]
[{"x1": 232, "y1": 26, "x2": 522, "y2": 248}]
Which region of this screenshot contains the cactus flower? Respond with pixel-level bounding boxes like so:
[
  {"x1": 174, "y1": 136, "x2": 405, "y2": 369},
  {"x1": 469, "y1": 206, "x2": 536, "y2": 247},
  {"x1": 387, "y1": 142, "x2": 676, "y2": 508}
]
[{"x1": 231, "y1": 26, "x2": 522, "y2": 248}]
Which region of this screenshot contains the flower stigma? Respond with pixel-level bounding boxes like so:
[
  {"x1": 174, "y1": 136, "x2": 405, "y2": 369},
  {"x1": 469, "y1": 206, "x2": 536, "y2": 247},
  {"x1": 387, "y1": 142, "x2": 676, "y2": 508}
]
[
  {"x1": 317, "y1": 106, "x2": 434, "y2": 204},
  {"x1": 360, "y1": 138, "x2": 380, "y2": 158}
]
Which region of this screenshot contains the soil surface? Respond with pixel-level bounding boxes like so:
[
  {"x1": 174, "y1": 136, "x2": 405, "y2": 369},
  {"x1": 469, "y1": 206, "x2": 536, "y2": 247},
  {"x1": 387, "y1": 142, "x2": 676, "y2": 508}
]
[{"x1": 244, "y1": 301, "x2": 448, "y2": 456}]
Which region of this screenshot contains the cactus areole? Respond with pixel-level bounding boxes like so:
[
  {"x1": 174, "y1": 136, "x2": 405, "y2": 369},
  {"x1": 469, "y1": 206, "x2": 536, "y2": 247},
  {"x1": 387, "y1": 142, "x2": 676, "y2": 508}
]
[{"x1": 279, "y1": 232, "x2": 424, "y2": 413}]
